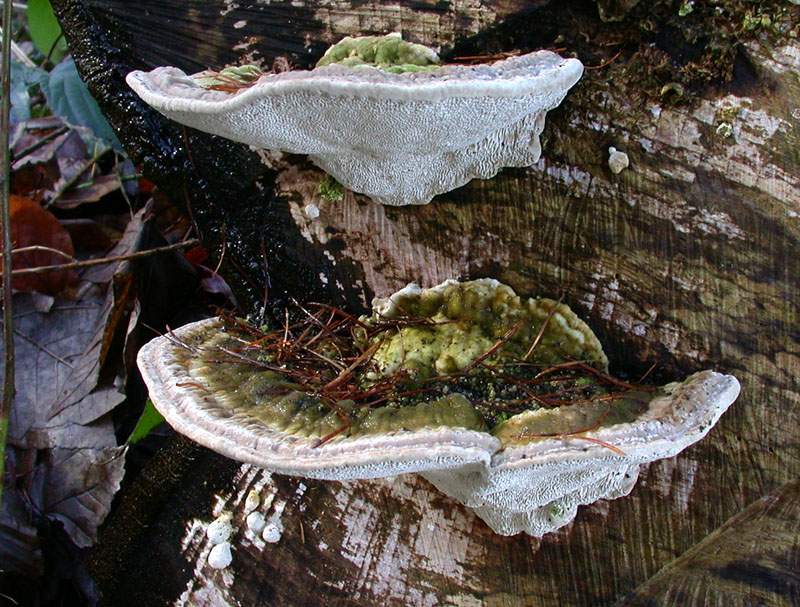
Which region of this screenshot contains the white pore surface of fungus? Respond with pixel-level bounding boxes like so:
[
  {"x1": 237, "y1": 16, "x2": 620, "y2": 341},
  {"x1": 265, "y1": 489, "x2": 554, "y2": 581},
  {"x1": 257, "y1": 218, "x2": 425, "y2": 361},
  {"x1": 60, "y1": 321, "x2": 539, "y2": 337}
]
[
  {"x1": 137, "y1": 280, "x2": 740, "y2": 536},
  {"x1": 126, "y1": 51, "x2": 583, "y2": 206},
  {"x1": 208, "y1": 542, "x2": 233, "y2": 569}
]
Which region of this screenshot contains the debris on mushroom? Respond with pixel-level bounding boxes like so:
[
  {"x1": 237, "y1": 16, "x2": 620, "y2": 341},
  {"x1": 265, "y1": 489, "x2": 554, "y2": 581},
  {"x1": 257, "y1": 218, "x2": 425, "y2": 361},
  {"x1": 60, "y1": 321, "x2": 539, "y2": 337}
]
[
  {"x1": 126, "y1": 35, "x2": 583, "y2": 206},
  {"x1": 207, "y1": 542, "x2": 233, "y2": 569},
  {"x1": 137, "y1": 279, "x2": 740, "y2": 536},
  {"x1": 206, "y1": 513, "x2": 233, "y2": 545},
  {"x1": 608, "y1": 146, "x2": 630, "y2": 174}
]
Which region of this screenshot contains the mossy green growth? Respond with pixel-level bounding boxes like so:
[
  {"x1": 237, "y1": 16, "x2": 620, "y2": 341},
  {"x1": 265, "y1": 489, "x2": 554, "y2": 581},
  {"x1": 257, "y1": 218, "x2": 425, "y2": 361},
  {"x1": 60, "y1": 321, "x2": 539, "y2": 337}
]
[
  {"x1": 361, "y1": 280, "x2": 608, "y2": 380},
  {"x1": 316, "y1": 33, "x2": 441, "y2": 73},
  {"x1": 318, "y1": 174, "x2": 344, "y2": 203},
  {"x1": 168, "y1": 281, "x2": 648, "y2": 445}
]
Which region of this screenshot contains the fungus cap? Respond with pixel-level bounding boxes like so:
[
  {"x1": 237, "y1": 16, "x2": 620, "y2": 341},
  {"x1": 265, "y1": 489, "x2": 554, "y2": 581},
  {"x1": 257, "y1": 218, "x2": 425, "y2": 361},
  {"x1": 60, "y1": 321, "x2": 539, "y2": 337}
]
[
  {"x1": 137, "y1": 279, "x2": 739, "y2": 536},
  {"x1": 126, "y1": 38, "x2": 583, "y2": 206}
]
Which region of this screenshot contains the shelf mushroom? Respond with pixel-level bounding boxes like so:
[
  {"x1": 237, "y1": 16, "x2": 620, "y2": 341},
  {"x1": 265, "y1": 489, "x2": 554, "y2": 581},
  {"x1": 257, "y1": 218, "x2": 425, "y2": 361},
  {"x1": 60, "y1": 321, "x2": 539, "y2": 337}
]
[
  {"x1": 126, "y1": 34, "x2": 584, "y2": 206},
  {"x1": 137, "y1": 279, "x2": 739, "y2": 536}
]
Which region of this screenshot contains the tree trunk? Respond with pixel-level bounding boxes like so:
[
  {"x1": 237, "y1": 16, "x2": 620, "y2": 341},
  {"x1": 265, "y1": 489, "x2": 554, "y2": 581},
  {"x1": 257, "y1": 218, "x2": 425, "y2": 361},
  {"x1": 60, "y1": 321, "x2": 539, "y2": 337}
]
[{"x1": 51, "y1": 0, "x2": 800, "y2": 604}]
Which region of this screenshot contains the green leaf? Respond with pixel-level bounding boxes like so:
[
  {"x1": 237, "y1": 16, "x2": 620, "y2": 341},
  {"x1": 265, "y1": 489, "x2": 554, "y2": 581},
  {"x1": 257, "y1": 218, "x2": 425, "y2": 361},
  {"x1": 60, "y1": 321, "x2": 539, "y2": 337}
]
[
  {"x1": 128, "y1": 400, "x2": 165, "y2": 444},
  {"x1": 27, "y1": 0, "x2": 68, "y2": 64},
  {"x1": 10, "y1": 60, "x2": 49, "y2": 123},
  {"x1": 42, "y1": 58, "x2": 122, "y2": 150}
]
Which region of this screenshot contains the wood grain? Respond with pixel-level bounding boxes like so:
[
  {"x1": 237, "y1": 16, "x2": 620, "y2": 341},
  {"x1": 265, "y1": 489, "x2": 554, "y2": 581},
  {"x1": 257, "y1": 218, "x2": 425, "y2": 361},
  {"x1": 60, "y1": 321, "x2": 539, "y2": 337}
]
[{"x1": 620, "y1": 480, "x2": 800, "y2": 606}]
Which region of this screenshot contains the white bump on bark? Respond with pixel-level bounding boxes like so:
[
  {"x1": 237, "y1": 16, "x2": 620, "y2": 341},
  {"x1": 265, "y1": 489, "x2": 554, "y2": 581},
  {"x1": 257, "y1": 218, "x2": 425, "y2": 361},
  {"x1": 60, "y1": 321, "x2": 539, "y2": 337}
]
[
  {"x1": 608, "y1": 146, "x2": 630, "y2": 174},
  {"x1": 304, "y1": 203, "x2": 320, "y2": 219},
  {"x1": 208, "y1": 542, "x2": 233, "y2": 569},
  {"x1": 716, "y1": 122, "x2": 734, "y2": 138},
  {"x1": 262, "y1": 523, "x2": 282, "y2": 543},
  {"x1": 246, "y1": 511, "x2": 266, "y2": 534},
  {"x1": 206, "y1": 513, "x2": 233, "y2": 545},
  {"x1": 244, "y1": 489, "x2": 261, "y2": 514}
]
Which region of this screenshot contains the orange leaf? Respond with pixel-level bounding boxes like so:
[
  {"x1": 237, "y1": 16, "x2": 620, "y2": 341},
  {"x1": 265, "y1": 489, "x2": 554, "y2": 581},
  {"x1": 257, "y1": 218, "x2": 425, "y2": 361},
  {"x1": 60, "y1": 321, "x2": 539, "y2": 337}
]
[{"x1": 0, "y1": 195, "x2": 78, "y2": 295}]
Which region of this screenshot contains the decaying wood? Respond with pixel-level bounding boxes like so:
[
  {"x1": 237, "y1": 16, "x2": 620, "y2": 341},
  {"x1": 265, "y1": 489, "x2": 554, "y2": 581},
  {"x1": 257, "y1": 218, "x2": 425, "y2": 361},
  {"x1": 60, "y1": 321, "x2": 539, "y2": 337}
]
[{"x1": 49, "y1": 0, "x2": 800, "y2": 604}]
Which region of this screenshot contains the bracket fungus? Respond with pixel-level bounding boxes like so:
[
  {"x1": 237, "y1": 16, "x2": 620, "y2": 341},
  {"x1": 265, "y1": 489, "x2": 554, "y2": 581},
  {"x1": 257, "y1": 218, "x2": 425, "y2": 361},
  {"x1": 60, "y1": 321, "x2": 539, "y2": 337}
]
[
  {"x1": 137, "y1": 279, "x2": 739, "y2": 536},
  {"x1": 125, "y1": 34, "x2": 584, "y2": 206}
]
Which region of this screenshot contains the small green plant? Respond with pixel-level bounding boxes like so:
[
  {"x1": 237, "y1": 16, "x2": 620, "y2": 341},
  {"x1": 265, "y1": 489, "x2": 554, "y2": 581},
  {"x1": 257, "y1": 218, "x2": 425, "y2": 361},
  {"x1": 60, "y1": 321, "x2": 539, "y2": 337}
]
[
  {"x1": 27, "y1": 0, "x2": 68, "y2": 64},
  {"x1": 128, "y1": 399, "x2": 165, "y2": 444},
  {"x1": 318, "y1": 174, "x2": 344, "y2": 202}
]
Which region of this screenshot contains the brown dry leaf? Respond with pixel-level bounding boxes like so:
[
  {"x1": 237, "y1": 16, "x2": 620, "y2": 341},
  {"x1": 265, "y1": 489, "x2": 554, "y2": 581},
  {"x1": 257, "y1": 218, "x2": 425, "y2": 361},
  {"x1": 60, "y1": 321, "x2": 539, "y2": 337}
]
[
  {"x1": 55, "y1": 174, "x2": 121, "y2": 209},
  {"x1": 12, "y1": 124, "x2": 87, "y2": 200},
  {"x1": 0, "y1": 194, "x2": 78, "y2": 295},
  {"x1": 0, "y1": 206, "x2": 152, "y2": 573}
]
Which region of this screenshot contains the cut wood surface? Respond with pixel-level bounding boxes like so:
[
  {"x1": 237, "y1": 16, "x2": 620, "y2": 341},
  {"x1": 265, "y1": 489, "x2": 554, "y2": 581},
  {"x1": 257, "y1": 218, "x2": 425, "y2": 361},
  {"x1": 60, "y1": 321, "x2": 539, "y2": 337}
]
[{"x1": 50, "y1": 0, "x2": 800, "y2": 604}]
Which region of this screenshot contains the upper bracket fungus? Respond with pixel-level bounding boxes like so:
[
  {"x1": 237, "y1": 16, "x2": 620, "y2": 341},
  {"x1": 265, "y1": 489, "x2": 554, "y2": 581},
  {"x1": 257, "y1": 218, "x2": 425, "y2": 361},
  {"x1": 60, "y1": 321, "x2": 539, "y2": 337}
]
[
  {"x1": 125, "y1": 34, "x2": 584, "y2": 206},
  {"x1": 137, "y1": 279, "x2": 739, "y2": 536}
]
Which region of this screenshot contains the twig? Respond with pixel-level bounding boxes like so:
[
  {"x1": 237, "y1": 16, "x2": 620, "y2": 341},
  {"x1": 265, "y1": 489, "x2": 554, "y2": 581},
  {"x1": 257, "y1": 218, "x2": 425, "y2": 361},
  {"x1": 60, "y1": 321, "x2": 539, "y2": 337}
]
[
  {"x1": 0, "y1": 25, "x2": 34, "y2": 67},
  {"x1": 11, "y1": 245, "x2": 74, "y2": 261},
  {"x1": 523, "y1": 294, "x2": 565, "y2": 360},
  {"x1": 462, "y1": 319, "x2": 523, "y2": 372},
  {"x1": 0, "y1": 0, "x2": 15, "y2": 506},
  {"x1": 637, "y1": 362, "x2": 657, "y2": 383},
  {"x1": 13, "y1": 328, "x2": 73, "y2": 367},
  {"x1": 10, "y1": 126, "x2": 69, "y2": 162},
  {"x1": 584, "y1": 49, "x2": 622, "y2": 70},
  {"x1": 323, "y1": 341, "x2": 380, "y2": 391},
  {"x1": 45, "y1": 150, "x2": 106, "y2": 208},
  {"x1": 515, "y1": 409, "x2": 626, "y2": 456},
  {"x1": 534, "y1": 360, "x2": 647, "y2": 391},
  {"x1": 1, "y1": 239, "x2": 200, "y2": 277}
]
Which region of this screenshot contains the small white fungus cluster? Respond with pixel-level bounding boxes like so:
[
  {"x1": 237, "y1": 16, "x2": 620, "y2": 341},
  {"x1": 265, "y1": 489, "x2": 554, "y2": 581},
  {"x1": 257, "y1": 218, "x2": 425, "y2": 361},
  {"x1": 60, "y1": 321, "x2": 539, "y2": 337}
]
[{"x1": 204, "y1": 489, "x2": 283, "y2": 570}]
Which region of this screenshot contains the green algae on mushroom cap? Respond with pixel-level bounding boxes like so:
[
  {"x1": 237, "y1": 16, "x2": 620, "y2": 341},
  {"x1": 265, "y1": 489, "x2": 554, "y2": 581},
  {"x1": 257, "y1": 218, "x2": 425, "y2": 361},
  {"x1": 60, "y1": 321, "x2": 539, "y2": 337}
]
[
  {"x1": 179, "y1": 329, "x2": 487, "y2": 440},
  {"x1": 162, "y1": 279, "x2": 628, "y2": 443},
  {"x1": 363, "y1": 279, "x2": 608, "y2": 379},
  {"x1": 315, "y1": 33, "x2": 441, "y2": 73}
]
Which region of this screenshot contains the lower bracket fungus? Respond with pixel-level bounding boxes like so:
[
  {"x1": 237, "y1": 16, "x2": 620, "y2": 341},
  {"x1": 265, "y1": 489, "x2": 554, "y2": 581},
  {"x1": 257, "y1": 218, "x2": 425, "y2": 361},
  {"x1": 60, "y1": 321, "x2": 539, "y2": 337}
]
[
  {"x1": 137, "y1": 279, "x2": 739, "y2": 536},
  {"x1": 125, "y1": 34, "x2": 583, "y2": 206}
]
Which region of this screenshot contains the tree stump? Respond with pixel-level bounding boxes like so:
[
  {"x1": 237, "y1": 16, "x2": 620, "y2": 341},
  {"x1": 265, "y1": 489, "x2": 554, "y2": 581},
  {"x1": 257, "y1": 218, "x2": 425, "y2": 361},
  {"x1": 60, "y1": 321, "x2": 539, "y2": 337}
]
[{"x1": 51, "y1": 0, "x2": 800, "y2": 604}]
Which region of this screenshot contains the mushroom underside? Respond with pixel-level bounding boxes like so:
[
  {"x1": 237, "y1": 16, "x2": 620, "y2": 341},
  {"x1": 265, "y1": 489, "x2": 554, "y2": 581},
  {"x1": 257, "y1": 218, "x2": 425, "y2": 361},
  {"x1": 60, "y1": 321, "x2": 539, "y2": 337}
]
[{"x1": 126, "y1": 49, "x2": 584, "y2": 205}]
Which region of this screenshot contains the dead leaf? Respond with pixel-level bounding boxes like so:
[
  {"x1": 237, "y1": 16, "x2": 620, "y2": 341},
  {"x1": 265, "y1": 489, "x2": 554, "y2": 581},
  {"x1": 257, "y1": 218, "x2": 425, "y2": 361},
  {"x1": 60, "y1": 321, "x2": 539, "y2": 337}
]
[
  {"x1": 0, "y1": 207, "x2": 152, "y2": 572},
  {"x1": 54, "y1": 174, "x2": 121, "y2": 209},
  {"x1": 0, "y1": 195, "x2": 78, "y2": 295}
]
